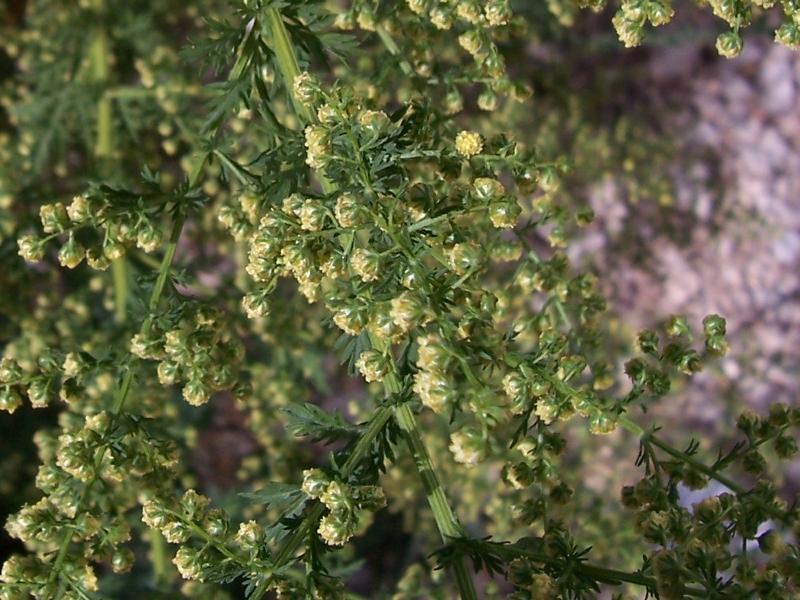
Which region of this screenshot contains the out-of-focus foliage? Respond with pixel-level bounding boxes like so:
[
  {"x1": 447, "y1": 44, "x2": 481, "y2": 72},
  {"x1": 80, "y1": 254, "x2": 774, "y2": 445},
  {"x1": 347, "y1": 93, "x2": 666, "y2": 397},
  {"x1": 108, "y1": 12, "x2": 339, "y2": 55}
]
[{"x1": 1, "y1": 1, "x2": 799, "y2": 599}]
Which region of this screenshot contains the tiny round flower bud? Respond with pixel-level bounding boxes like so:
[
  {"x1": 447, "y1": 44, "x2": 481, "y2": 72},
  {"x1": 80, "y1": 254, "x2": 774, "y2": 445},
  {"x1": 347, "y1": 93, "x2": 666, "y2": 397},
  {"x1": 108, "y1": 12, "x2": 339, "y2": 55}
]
[
  {"x1": 298, "y1": 198, "x2": 326, "y2": 232},
  {"x1": 456, "y1": 4, "x2": 482, "y2": 24},
  {"x1": 0, "y1": 386, "x2": 22, "y2": 413},
  {"x1": 413, "y1": 370, "x2": 455, "y2": 414},
  {"x1": 317, "y1": 512, "x2": 355, "y2": 546},
  {"x1": 488, "y1": 199, "x2": 520, "y2": 229},
  {"x1": 503, "y1": 371, "x2": 529, "y2": 415},
  {"x1": 17, "y1": 234, "x2": 45, "y2": 262},
  {"x1": 136, "y1": 221, "x2": 162, "y2": 253},
  {"x1": 141, "y1": 499, "x2": 170, "y2": 530},
  {"x1": 448, "y1": 242, "x2": 482, "y2": 275},
  {"x1": 473, "y1": 177, "x2": 504, "y2": 201},
  {"x1": 103, "y1": 239, "x2": 126, "y2": 261},
  {"x1": 27, "y1": 378, "x2": 53, "y2": 408},
  {"x1": 242, "y1": 292, "x2": 271, "y2": 319},
  {"x1": 77, "y1": 565, "x2": 99, "y2": 592},
  {"x1": 358, "y1": 110, "x2": 390, "y2": 136},
  {"x1": 449, "y1": 427, "x2": 486, "y2": 465},
  {"x1": 302, "y1": 469, "x2": 330, "y2": 499},
  {"x1": 282, "y1": 193, "x2": 305, "y2": 217},
  {"x1": 430, "y1": 7, "x2": 454, "y2": 30},
  {"x1": 775, "y1": 22, "x2": 800, "y2": 49},
  {"x1": 534, "y1": 397, "x2": 558, "y2": 424},
  {"x1": 111, "y1": 548, "x2": 135, "y2": 574},
  {"x1": 444, "y1": 89, "x2": 463, "y2": 114},
  {"x1": 317, "y1": 103, "x2": 337, "y2": 124},
  {"x1": 66, "y1": 194, "x2": 91, "y2": 223},
  {"x1": 356, "y1": 7, "x2": 377, "y2": 30},
  {"x1": 335, "y1": 193, "x2": 363, "y2": 228},
  {"x1": 204, "y1": 509, "x2": 228, "y2": 538},
  {"x1": 320, "y1": 480, "x2": 352, "y2": 510},
  {"x1": 304, "y1": 125, "x2": 329, "y2": 169},
  {"x1": 484, "y1": 0, "x2": 511, "y2": 26},
  {"x1": 355, "y1": 349, "x2": 390, "y2": 383},
  {"x1": 86, "y1": 248, "x2": 111, "y2": 270},
  {"x1": 716, "y1": 31, "x2": 743, "y2": 58},
  {"x1": 390, "y1": 292, "x2": 426, "y2": 333},
  {"x1": 173, "y1": 547, "x2": 203, "y2": 581},
  {"x1": 39, "y1": 202, "x2": 69, "y2": 233},
  {"x1": 333, "y1": 305, "x2": 367, "y2": 336},
  {"x1": 455, "y1": 130, "x2": 483, "y2": 157},
  {"x1": 236, "y1": 520, "x2": 263, "y2": 548},
  {"x1": 293, "y1": 71, "x2": 319, "y2": 107},
  {"x1": 477, "y1": 89, "x2": 498, "y2": 112},
  {"x1": 350, "y1": 248, "x2": 381, "y2": 282},
  {"x1": 58, "y1": 234, "x2": 85, "y2": 269},
  {"x1": 406, "y1": 0, "x2": 427, "y2": 15},
  {"x1": 758, "y1": 530, "x2": 787, "y2": 556},
  {"x1": 0, "y1": 359, "x2": 23, "y2": 384},
  {"x1": 182, "y1": 378, "x2": 211, "y2": 406},
  {"x1": 612, "y1": 12, "x2": 644, "y2": 48}
]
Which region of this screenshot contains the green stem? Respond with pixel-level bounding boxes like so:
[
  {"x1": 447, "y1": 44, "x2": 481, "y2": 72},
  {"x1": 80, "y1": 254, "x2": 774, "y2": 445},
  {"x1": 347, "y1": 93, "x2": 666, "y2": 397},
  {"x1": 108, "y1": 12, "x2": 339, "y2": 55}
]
[
  {"x1": 105, "y1": 84, "x2": 206, "y2": 99},
  {"x1": 394, "y1": 403, "x2": 478, "y2": 600},
  {"x1": 251, "y1": 406, "x2": 394, "y2": 599},
  {"x1": 619, "y1": 416, "x2": 744, "y2": 494},
  {"x1": 110, "y1": 209, "x2": 186, "y2": 414},
  {"x1": 265, "y1": 7, "x2": 335, "y2": 195},
  {"x1": 372, "y1": 330, "x2": 476, "y2": 598},
  {"x1": 44, "y1": 155, "x2": 205, "y2": 599},
  {"x1": 375, "y1": 25, "x2": 415, "y2": 77},
  {"x1": 618, "y1": 416, "x2": 787, "y2": 521},
  {"x1": 111, "y1": 260, "x2": 128, "y2": 324},
  {"x1": 265, "y1": 8, "x2": 312, "y2": 123},
  {"x1": 493, "y1": 544, "x2": 706, "y2": 597},
  {"x1": 263, "y1": 8, "x2": 475, "y2": 596},
  {"x1": 150, "y1": 530, "x2": 169, "y2": 586},
  {"x1": 88, "y1": 0, "x2": 127, "y2": 324}
]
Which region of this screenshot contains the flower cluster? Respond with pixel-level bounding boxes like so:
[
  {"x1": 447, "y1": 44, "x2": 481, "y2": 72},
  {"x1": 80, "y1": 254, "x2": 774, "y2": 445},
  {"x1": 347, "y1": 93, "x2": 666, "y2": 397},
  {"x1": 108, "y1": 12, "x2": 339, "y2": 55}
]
[
  {"x1": 335, "y1": 0, "x2": 530, "y2": 113},
  {"x1": 18, "y1": 184, "x2": 177, "y2": 270},
  {"x1": 302, "y1": 469, "x2": 387, "y2": 546},
  {"x1": 130, "y1": 303, "x2": 244, "y2": 406},
  {"x1": 2, "y1": 1, "x2": 800, "y2": 599},
  {"x1": 604, "y1": 0, "x2": 800, "y2": 56}
]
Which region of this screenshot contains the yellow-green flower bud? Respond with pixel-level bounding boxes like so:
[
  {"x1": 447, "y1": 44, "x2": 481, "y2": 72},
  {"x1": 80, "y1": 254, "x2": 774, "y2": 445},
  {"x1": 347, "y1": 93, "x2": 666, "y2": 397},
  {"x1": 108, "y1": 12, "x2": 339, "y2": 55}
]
[
  {"x1": 58, "y1": 235, "x2": 85, "y2": 269},
  {"x1": 17, "y1": 234, "x2": 45, "y2": 262},
  {"x1": 350, "y1": 248, "x2": 381, "y2": 282},
  {"x1": 455, "y1": 130, "x2": 483, "y2": 157},
  {"x1": 39, "y1": 202, "x2": 69, "y2": 233},
  {"x1": 715, "y1": 31, "x2": 743, "y2": 58}
]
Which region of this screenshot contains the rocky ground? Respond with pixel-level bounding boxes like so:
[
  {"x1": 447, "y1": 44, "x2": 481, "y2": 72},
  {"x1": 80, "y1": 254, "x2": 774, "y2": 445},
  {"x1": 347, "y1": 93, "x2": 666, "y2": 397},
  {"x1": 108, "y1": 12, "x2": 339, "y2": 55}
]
[{"x1": 574, "y1": 36, "x2": 800, "y2": 435}]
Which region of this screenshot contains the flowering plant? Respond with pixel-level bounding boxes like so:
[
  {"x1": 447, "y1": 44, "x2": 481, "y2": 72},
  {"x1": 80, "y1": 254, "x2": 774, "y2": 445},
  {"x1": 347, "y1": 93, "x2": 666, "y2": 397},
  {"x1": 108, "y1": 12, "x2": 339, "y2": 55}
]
[{"x1": 1, "y1": 1, "x2": 799, "y2": 599}]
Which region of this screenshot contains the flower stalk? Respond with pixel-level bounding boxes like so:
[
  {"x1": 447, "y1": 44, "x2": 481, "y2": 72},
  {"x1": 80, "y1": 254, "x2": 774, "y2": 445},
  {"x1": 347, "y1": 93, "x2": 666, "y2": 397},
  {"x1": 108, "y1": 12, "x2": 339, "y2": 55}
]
[{"x1": 263, "y1": 9, "x2": 476, "y2": 597}]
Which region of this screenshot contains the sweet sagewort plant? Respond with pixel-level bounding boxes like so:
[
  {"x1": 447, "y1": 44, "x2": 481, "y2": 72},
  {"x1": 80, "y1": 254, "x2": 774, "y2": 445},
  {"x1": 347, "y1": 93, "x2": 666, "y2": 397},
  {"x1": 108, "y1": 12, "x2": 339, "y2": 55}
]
[{"x1": 1, "y1": 0, "x2": 800, "y2": 598}]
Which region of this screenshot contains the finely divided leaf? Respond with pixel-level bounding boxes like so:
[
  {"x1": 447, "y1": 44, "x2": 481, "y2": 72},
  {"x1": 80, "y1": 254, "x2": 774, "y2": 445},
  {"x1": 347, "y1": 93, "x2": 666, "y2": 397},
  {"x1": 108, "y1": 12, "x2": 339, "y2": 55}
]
[{"x1": 284, "y1": 402, "x2": 360, "y2": 444}]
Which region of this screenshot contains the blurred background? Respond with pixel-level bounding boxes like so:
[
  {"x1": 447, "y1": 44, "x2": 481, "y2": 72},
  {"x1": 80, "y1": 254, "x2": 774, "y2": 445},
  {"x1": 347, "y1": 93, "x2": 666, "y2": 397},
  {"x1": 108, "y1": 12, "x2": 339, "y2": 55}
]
[{"x1": 1, "y1": 0, "x2": 799, "y2": 594}]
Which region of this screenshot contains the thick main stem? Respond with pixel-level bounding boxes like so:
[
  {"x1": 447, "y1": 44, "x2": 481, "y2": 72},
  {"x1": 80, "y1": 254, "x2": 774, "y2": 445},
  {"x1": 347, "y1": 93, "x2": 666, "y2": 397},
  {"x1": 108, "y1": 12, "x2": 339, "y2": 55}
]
[{"x1": 394, "y1": 403, "x2": 478, "y2": 600}]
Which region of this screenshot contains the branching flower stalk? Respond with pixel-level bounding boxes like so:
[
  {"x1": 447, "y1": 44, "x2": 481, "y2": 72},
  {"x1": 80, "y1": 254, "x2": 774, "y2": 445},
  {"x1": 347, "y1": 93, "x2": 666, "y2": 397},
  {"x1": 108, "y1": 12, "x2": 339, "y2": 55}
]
[
  {"x1": 3, "y1": 2, "x2": 800, "y2": 599},
  {"x1": 257, "y1": 8, "x2": 477, "y2": 598},
  {"x1": 42, "y1": 170, "x2": 198, "y2": 599}
]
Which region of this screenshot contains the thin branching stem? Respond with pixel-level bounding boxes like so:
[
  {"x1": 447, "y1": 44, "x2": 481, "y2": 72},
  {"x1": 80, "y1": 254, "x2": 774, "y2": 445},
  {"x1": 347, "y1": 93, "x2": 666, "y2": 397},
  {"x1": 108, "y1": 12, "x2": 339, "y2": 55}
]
[{"x1": 260, "y1": 9, "x2": 477, "y2": 598}]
